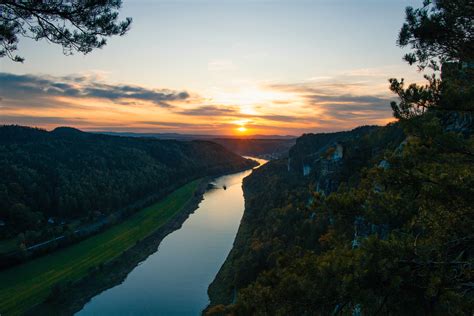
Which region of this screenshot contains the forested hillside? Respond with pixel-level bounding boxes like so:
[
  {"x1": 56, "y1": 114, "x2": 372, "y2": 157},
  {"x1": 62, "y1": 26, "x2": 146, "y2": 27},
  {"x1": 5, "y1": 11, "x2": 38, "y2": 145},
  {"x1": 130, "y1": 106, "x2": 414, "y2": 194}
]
[
  {"x1": 0, "y1": 126, "x2": 256, "y2": 240},
  {"x1": 208, "y1": 102, "x2": 473, "y2": 316},
  {"x1": 212, "y1": 138, "x2": 295, "y2": 159},
  {"x1": 99, "y1": 132, "x2": 296, "y2": 159},
  {"x1": 207, "y1": 123, "x2": 406, "y2": 309},
  {"x1": 207, "y1": 1, "x2": 474, "y2": 314}
]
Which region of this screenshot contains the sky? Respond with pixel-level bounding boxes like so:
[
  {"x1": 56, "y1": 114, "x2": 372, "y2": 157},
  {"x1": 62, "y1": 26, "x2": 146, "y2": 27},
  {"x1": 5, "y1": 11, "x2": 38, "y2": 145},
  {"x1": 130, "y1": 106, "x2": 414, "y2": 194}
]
[{"x1": 0, "y1": 0, "x2": 425, "y2": 136}]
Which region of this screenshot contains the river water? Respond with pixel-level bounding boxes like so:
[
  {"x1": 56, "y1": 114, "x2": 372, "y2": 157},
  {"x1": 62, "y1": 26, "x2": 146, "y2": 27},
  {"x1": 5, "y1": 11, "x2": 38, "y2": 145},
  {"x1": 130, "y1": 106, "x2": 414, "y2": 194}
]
[{"x1": 77, "y1": 158, "x2": 266, "y2": 315}]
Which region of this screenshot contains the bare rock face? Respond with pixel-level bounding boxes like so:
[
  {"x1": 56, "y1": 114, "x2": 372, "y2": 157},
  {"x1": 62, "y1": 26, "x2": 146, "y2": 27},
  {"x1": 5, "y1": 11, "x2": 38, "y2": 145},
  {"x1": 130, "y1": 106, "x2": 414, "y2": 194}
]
[
  {"x1": 286, "y1": 127, "x2": 378, "y2": 193},
  {"x1": 330, "y1": 143, "x2": 344, "y2": 161},
  {"x1": 287, "y1": 126, "x2": 378, "y2": 177}
]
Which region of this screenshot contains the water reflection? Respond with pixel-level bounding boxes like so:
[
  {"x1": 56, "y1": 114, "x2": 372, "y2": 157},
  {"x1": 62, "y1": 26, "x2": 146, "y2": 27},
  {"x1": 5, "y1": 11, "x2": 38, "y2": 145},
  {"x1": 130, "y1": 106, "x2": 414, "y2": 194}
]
[{"x1": 77, "y1": 158, "x2": 266, "y2": 316}]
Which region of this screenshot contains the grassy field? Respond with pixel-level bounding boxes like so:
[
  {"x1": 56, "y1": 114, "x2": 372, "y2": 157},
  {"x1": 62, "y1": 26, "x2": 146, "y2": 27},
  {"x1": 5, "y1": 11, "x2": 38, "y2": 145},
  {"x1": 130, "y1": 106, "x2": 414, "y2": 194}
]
[{"x1": 0, "y1": 179, "x2": 200, "y2": 316}]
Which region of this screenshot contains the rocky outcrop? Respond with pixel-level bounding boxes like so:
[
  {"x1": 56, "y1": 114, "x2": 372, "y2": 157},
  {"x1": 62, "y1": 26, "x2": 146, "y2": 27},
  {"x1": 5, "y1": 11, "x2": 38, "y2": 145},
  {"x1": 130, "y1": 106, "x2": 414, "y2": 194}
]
[{"x1": 287, "y1": 126, "x2": 383, "y2": 194}]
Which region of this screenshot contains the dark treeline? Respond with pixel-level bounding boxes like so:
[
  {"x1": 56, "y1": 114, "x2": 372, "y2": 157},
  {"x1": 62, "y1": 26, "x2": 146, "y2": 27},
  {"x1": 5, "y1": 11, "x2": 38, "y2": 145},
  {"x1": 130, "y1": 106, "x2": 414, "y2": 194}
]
[
  {"x1": 98, "y1": 132, "x2": 296, "y2": 159},
  {"x1": 0, "y1": 126, "x2": 256, "y2": 242}
]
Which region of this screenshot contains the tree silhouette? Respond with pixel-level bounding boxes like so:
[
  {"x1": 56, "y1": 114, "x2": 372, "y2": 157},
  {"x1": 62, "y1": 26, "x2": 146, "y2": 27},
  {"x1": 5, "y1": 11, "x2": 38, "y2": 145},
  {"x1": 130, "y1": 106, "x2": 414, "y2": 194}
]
[
  {"x1": 0, "y1": 0, "x2": 132, "y2": 62},
  {"x1": 390, "y1": 0, "x2": 474, "y2": 118},
  {"x1": 397, "y1": 0, "x2": 473, "y2": 70}
]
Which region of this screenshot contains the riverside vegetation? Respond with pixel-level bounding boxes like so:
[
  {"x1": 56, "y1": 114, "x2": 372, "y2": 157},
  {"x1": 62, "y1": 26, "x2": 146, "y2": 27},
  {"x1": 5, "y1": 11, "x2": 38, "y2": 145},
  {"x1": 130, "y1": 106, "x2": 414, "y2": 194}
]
[
  {"x1": 0, "y1": 126, "x2": 255, "y2": 256},
  {"x1": 0, "y1": 126, "x2": 256, "y2": 314},
  {"x1": 0, "y1": 180, "x2": 200, "y2": 315}
]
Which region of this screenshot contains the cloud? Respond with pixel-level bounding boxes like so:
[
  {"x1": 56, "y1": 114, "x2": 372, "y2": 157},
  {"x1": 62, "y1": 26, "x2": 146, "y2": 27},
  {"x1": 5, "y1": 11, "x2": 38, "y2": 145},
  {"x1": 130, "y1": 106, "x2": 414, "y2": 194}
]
[
  {"x1": 256, "y1": 114, "x2": 305, "y2": 123},
  {"x1": 139, "y1": 120, "x2": 222, "y2": 128},
  {"x1": 305, "y1": 94, "x2": 393, "y2": 110},
  {"x1": 176, "y1": 105, "x2": 307, "y2": 124},
  {"x1": 0, "y1": 71, "x2": 398, "y2": 135},
  {"x1": 267, "y1": 81, "x2": 395, "y2": 129},
  {"x1": 0, "y1": 73, "x2": 189, "y2": 107},
  {"x1": 1, "y1": 114, "x2": 88, "y2": 126},
  {"x1": 269, "y1": 82, "x2": 368, "y2": 95},
  {"x1": 178, "y1": 105, "x2": 238, "y2": 116}
]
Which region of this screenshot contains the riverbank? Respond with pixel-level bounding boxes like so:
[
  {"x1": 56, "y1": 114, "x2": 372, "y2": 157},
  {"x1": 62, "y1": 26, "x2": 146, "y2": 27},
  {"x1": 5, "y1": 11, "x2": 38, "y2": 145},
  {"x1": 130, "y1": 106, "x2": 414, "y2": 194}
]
[
  {"x1": 76, "y1": 159, "x2": 265, "y2": 315},
  {"x1": 0, "y1": 179, "x2": 207, "y2": 316},
  {"x1": 30, "y1": 178, "x2": 212, "y2": 316},
  {"x1": 205, "y1": 159, "x2": 290, "y2": 314}
]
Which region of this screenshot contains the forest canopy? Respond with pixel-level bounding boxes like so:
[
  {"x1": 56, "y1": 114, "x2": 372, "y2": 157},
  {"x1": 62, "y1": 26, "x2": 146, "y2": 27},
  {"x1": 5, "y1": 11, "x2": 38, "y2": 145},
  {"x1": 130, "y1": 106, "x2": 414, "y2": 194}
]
[{"x1": 0, "y1": 126, "x2": 255, "y2": 240}]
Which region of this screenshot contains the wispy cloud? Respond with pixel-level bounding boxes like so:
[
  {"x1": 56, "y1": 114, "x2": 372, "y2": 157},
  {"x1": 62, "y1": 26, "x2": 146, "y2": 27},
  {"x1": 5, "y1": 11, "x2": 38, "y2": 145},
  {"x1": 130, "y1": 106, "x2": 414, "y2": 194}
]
[
  {"x1": 0, "y1": 71, "x2": 398, "y2": 135},
  {"x1": 178, "y1": 105, "x2": 238, "y2": 116},
  {"x1": 266, "y1": 81, "x2": 395, "y2": 130},
  {"x1": 176, "y1": 104, "x2": 308, "y2": 124},
  {"x1": 0, "y1": 73, "x2": 189, "y2": 107},
  {"x1": 1, "y1": 114, "x2": 89, "y2": 126}
]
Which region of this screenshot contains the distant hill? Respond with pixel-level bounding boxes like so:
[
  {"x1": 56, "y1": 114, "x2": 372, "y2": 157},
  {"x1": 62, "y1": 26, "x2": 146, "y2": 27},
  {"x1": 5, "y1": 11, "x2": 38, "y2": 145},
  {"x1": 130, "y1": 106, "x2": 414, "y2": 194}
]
[
  {"x1": 94, "y1": 131, "x2": 296, "y2": 159},
  {"x1": 0, "y1": 125, "x2": 256, "y2": 239},
  {"x1": 94, "y1": 131, "x2": 295, "y2": 140},
  {"x1": 211, "y1": 138, "x2": 295, "y2": 159}
]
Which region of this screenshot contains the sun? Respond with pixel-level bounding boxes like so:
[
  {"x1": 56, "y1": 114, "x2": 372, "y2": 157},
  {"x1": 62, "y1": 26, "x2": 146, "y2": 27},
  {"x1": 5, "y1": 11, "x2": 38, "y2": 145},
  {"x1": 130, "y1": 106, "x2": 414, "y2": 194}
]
[
  {"x1": 233, "y1": 119, "x2": 250, "y2": 135},
  {"x1": 237, "y1": 126, "x2": 247, "y2": 133}
]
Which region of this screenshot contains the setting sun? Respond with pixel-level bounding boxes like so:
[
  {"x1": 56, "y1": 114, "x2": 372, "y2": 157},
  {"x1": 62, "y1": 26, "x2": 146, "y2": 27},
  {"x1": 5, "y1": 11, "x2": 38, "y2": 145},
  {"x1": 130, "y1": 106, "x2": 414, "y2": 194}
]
[{"x1": 237, "y1": 126, "x2": 247, "y2": 133}]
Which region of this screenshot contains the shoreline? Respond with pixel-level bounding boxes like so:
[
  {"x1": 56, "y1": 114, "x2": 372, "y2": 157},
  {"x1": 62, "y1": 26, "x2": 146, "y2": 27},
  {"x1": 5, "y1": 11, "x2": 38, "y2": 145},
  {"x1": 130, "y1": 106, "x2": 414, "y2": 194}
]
[
  {"x1": 26, "y1": 165, "x2": 257, "y2": 316},
  {"x1": 27, "y1": 178, "x2": 210, "y2": 316}
]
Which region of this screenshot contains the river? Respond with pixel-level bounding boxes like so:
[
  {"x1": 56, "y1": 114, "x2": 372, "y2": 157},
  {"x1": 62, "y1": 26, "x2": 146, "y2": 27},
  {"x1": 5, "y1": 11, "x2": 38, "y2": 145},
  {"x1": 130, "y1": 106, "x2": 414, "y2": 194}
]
[{"x1": 76, "y1": 158, "x2": 266, "y2": 315}]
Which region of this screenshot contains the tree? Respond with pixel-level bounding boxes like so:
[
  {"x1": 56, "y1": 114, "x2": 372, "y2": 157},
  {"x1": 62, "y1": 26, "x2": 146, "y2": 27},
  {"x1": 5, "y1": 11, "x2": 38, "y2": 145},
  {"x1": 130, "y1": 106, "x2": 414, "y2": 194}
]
[
  {"x1": 0, "y1": 0, "x2": 132, "y2": 62},
  {"x1": 397, "y1": 0, "x2": 474, "y2": 70},
  {"x1": 389, "y1": 74, "x2": 442, "y2": 119},
  {"x1": 391, "y1": 0, "x2": 474, "y2": 118}
]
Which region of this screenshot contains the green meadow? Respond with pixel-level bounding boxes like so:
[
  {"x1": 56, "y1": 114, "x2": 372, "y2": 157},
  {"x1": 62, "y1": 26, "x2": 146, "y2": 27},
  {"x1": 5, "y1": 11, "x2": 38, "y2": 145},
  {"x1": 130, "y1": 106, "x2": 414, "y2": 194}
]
[{"x1": 0, "y1": 179, "x2": 200, "y2": 316}]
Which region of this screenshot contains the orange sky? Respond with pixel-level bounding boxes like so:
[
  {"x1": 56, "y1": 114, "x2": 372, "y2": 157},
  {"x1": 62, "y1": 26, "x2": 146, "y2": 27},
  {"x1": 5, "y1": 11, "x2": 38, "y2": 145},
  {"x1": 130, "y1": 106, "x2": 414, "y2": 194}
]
[
  {"x1": 0, "y1": 69, "x2": 412, "y2": 136},
  {"x1": 0, "y1": 1, "x2": 426, "y2": 136}
]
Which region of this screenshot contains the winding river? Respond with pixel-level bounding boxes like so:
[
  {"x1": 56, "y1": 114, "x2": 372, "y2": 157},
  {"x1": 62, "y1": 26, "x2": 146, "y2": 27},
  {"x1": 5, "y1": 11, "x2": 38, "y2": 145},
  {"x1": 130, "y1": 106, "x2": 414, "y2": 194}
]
[{"x1": 77, "y1": 158, "x2": 266, "y2": 315}]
